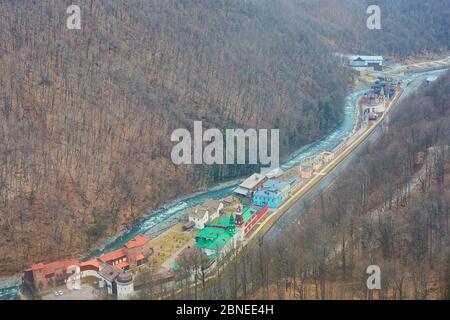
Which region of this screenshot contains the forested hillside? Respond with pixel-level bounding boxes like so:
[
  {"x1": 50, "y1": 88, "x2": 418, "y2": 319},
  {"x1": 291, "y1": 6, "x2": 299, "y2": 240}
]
[
  {"x1": 0, "y1": 0, "x2": 448, "y2": 275},
  {"x1": 0, "y1": 0, "x2": 350, "y2": 274},
  {"x1": 294, "y1": 0, "x2": 450, "y2": 57}
]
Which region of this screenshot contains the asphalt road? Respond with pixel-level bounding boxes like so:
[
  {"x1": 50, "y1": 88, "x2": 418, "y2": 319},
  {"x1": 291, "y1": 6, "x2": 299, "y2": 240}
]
[
  {"x1": 263, "y1": 69, "x2": 443, "y2": 245},
  {"x1": 264, "y1": 121, "x2": 382, "y2": 244}
]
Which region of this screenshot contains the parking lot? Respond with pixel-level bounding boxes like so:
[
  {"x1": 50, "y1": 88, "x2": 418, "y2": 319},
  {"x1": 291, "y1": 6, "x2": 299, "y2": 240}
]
[{"x1": 41, "y1": 283, "x2": 99, "y2": 300}]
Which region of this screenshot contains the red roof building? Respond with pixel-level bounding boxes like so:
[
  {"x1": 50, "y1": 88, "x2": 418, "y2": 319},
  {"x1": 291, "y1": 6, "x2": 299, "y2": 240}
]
[
  {"x1": 124, "y1": 234, "x2": 150, "y2": 249},
  {"x1": 24, "y1": 234, "x2": 152, "y2": 294},
  {"x1": 98, "y1": 249, "x2": 127, "y2": 264},
  {"x1": 79, "y1": 259, "x2": 101, "y2": 271},
  {"x1": 23, "y1": 258, "x2": 80, "y2": 292}
]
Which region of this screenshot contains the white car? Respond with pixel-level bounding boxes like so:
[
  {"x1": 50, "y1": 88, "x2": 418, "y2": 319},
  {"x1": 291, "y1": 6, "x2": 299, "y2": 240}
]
[
  {"x1": 53, "y1": 291, "x2": 60, "y2": 297},
  {"x1": 57, "y1": 290, "x2": 64, "y2": 296}
]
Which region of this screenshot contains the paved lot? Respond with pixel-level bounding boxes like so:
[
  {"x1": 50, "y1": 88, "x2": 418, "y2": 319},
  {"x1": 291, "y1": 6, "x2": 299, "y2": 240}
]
[{"x1": 41, "y1": 284, "x2": 99, "y2": 300}]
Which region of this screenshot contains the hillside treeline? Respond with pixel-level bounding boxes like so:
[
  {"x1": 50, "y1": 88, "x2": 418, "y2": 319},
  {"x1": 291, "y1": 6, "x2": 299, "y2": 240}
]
[
  {"x1": 172, "y1": 73, "x2": 450, "y2": 300},
  {"x1": 0, "y1": 0, "x2": 448, "y2": 275},
  {"x1": 0, "y1": 0, "x2": 350, "y2": 274},
  {"x1": 295, "y1": 0, "x2": 450, "y2": 58}
]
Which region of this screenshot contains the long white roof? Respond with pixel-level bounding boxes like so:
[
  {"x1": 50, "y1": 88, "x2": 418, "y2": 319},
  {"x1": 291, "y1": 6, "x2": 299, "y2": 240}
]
[
  {"x1": 264, "y1": 167, "x2": 284, "y2": 179},
  {"x1": 239, "y1": 173, "x2": 266, "y2": 190},
  {"x1": 234, "y1": 187, "x2": 249, "y2": 196},
  {"x1": 350, "y1": 55, "x2": 383, "y2": 61}
]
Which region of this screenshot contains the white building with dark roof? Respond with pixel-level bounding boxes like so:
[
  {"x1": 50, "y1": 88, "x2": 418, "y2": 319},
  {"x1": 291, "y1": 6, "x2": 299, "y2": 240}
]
[
  {"x1": 264, "y1": 167, "x2": 285, "y2": 179},
  {"x1": 186, "y1": 199, "x2": 225, "y2": 229},
  {"x1": 98, "y1": 263, "x2": 122, "y2": 295},
  {"x1": 97, "y1": 263, "x2": 134, "y2": 299},
  {"x1": 187, "y1": 206, "x2": 209, "y2": 229},
  {"x1": 349, "y1": 55, "x2": 383, "y2": 69}
]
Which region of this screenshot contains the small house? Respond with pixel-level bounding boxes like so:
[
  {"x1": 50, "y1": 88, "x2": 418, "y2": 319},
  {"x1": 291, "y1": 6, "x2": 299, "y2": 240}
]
[
  {"x1": 187, "y1": 206, "x2": 209, "y2": 229},
  {"x1": 299, "y1": 166, "x2": 314, "y2": 179}
]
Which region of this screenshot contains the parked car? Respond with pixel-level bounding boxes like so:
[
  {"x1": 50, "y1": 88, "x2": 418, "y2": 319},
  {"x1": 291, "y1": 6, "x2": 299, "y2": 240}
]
[
  {"x1": 57, "y1": 290, "x2": 64, "y2": 296},
  {"x1": 53, "y1": 291, "x2": 59, "y2": 297}
]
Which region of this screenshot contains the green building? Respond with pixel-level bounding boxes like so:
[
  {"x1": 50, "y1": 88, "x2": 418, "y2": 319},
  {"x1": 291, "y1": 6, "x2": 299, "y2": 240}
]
[{"x1": 195, "y1": 214, "x2": 241, "y2": 258}]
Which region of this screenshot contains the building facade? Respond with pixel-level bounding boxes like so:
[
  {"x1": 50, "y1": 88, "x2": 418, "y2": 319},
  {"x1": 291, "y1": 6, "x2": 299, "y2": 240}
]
[
  {"x1": 116, "y1": 272, "x2": 134, "y2": 300},
  {"x1": 349, "y1": 55, "x2": 383, "y2": 68},
  {"x1": 188, "y1": 207, "x2": 209, "y2": 229},
  {"x1": 23, "y1": 259, "x2": 79, "y2": 293},
  {"x1": 253, "y1": 188, "x2": 282, "y2": 208},
  {"x1": 299, "y1": 166, "x2": 313, "y2": 179},
  {"x1": 233, "y1": 173, "x2": 267, "y2": 201},
  {"x1": 235, "y1": 205, "x2": 269, "y2": 236},
  {"x1": 24, "y1": 234, "x2": 150, "y2": 295},
  {"x1": 264, "y1": 179, "x2": 290, "y2": 199},
  {"x1": 195, "y1": 215, "x2": 242, "y2": 259},
  {"x1": 187, "y1": 199, "x2": 225, "y2": 229},
  {"x1": 98, "y1": 263, "x2": 134, "y2": 299}
]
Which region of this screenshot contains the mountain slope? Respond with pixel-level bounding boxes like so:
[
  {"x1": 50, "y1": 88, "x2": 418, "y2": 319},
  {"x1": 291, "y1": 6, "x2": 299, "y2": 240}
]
[
  {"x1": 0, "y1": 0, "x2": 448, "y2": 275},
  {"x1": 0, "y1": 0, "x2": 350, "y2": 274},
  {"x1": 292, "y1": 0, "x2": 449, "y2": 57}
]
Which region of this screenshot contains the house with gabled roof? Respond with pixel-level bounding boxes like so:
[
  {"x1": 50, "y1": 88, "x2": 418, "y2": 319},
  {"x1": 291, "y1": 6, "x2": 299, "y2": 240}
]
[{"x1": 23, "y1": 234, "x2": 151, "y2": 294}]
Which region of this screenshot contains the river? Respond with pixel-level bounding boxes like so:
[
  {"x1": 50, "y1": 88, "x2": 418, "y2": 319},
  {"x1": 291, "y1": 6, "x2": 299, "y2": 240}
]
[{"x1": 80, "y1": 87, "x2": 368, "y2": 261}]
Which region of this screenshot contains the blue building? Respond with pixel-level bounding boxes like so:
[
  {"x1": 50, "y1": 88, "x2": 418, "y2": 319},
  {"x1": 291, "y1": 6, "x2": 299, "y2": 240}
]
[
  {"x1": 264, "y1": 177, "x2": 300, "y2": 198},
  {"x1": 253, "y1": 188, "x2": 283, "y2": 208}
]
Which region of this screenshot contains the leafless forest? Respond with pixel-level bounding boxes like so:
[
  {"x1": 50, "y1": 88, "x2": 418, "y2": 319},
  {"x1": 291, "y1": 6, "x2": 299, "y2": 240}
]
[
  {"x1": 0, "y1": 0, "x2": 348, "y2": 275},
  {"x1": 0, "y1": 0, "x2": 448, "y2": 276},
  {"x1": 294, "y1": 0, "x2": 449, "y2": 57}
]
